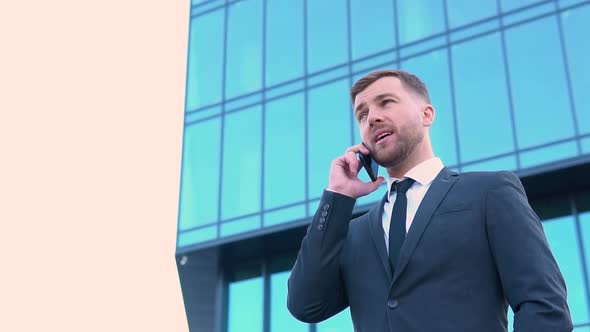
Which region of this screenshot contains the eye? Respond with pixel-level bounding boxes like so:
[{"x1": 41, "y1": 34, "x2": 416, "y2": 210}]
[
  {"x1": 357, "y1": 112, "x2": 368, "y2": 122},
  {"x1": 382, "y1": 99, "x2": 395, "y2": 106}
]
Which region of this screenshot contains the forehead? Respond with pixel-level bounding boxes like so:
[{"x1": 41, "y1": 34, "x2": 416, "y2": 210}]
[{"x1": 353, "y1": 76, "x2": 406, "y2": 107}]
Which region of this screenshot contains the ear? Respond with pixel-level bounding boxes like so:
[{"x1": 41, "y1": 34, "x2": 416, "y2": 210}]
[{"x1": 421, "y1": 104, "x2": 435, "y2": 127}]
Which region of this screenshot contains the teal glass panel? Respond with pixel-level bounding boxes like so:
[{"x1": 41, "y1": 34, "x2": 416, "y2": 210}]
[
  {"x1": 317, "y1": 308, "x2": 353, "y2": 332},
  {"x1": 543, "y1": 216, "x2": 589, "y2": 325},
  {"x1": 177, "y1": 225, "x2": 217, "y2": 247},
  {"x1": 307, "y1": 79, "x2": 352, "y2": 200},
  {"x1": 226, "y1": 0, "x2": 263, "y2": 99},
  {"x1": 220, "y1": 214, "x2": 260, "y2": 237},
  {"x1": 221, "y1": 106, "x2": 262, "y2": 219},
  {"x1": 227, "y1": 276, "x2": 263, "y2": 332},
  {"x1": 561, "y1": 7, "x2": 590, "y2": 135},
  {"x1": 520, "y1": 141, "x2": 578, "y2": 169},
  {"x1": 264, "y1": 204, "x2": 307, "y2": 227},
  {"x1": 461, "y1": 155, "x2": 518, "y2": 172},
  {"x1": 504, "y1": 16, "x2": 575, "y2": 149},
  {"x1": 265, "y1": 93, "x2": 306, "y2": 210},
  {"x1": 350, "y1": 0, "x2": 395, "y2": 60},
  {"x1": 446, "y1": 0, "x2": 498, "y2": 28},
  {"x1": 397, "y1": 0, "x2": 446, "y2": 44},
  {"x1": 401, "y1": 50, "x2": 458, "y2": 167},
  {"x1": 186, "y1": 11, "x2": 224, "y2": 110},
  {"x1": 500, "y1": 0, "x2": 544, "y2": 12},
  {"x1": 307, "y1": 0, "x2": 348, "y2": 73},
  {"x1": 579, "y1": 211, "x2": 590, "y2": 298},
  {"x1": 451, "y1": 33, "x2": 515, "y2": 163},
  {"x1": 270, "y1": 271, "x2": 309, "y2": 332},
  {"x1": 179, "y1": 119, "x2": 221, "y2": 230},
  {"x1": 582, "y1": 137, "x2": 590, "y2": 154},
  {"x1": 266, "y1": 0, "x2": 304, "y2": 86}
]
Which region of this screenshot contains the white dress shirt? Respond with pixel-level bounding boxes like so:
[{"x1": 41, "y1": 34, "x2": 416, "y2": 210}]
[{"x1": 383, "y1": 157, "x2": 444, "y2": 253}]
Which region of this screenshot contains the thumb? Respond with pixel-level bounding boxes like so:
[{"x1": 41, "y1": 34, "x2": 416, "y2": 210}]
[{"x1": 360, "y1": 176, "x2": 385, "y2": 196}]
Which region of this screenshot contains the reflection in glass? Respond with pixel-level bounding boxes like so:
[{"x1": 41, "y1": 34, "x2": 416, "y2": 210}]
[
  {"x1": 397, "y1": 0, "x2": 445, "y2": 45},
  {"x1": 266, "y1": 0, "x2": 304, "y2": 86},
  {"x1": 560, "y1": 7, "x2": 590, "y2": 135},
  {"x1": 504, "y1": 17, "x2": 575, "y2": 149},
  {"x1": 221, "y1": 107, "x2": 262, "y2": 220},
  {"x1": 543, "y1": 216, "x2": 589, "y2": 325},
  {"x1": 451, "y1": 33, "x2": 515, "y2": 163},
  {"x1": 226, "y1": 0, "x2": 263, "y2": 99},
  {"x1": 228, "y1": 277, "x2": 264, "y2": 332},
  {"x1": 350, "y1": 0, "x2": 395, "y2": 60},
  {"x1": 307, "y1": 79, "x2": 352, "y2": 199},
  {"x1": 446, "y1": 0, "x2": 497, "y2": 28},
  {"x1": 307, "y1": 0, "x2": 348, "y2": 73},
  {"x1": 265, "y1": 94, "x2": 306, "y2": 210},
  {"x1": 186, "y1": 11, "x2": 224, "y2": 110},
  {"x1": 271, "y1": 271, "x2": 309, "y2": 332},
  {"x1": 180, "y1": 119, "x2": 221, "y2": 230}
]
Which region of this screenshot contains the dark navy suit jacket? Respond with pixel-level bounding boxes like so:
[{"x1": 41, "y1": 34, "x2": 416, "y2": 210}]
[{"x1": 288, "y1": 169, "x2": 572, "y2": 331}]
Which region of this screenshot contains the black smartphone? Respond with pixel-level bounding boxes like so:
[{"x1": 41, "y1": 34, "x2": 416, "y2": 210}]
[{"x1": 358, "y1": 144, "x2": 379, "y2": 182}]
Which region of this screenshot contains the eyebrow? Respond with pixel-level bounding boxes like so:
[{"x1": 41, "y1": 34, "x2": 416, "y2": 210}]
[{"x1": 354, "y1": 93, "x2": 398, "y2": 115}]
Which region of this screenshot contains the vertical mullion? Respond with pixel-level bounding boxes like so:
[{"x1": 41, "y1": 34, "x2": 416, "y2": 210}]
[
  {"x1": 393, "y1": 0, "x2": 400, "y2": 67},
  {"x1": 496, "y1": 0, "x2": 522, "y2": 170},
  {"x1": 442, "y1": 0, "x2": 463, "y2": 170},
  {"x1": 346, "y1": 0, "x2": 355, "y2": 147},
  {"x1": 217, "y1": 0, "x2": 230, "y2": 239},
  {"x1": 304, "y1": 0, "x2": 310, "y2": 215},
  {"x1": 554, "y1": 0, "x2": 583, "y2": 154},
  {"x1": 261, "y1": 0, "x2": 267, "y2": 228},
  {"x1": 571, "y1": 193, "x2": 590, "y2": 322},
  {"x1": 263, "y1": 260, "x2": 271, "y2": 332}
]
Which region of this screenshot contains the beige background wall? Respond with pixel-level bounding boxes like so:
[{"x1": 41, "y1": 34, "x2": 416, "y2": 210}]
[{"x1": 1, "y1": 0, "x2": 190, "y2": 330}]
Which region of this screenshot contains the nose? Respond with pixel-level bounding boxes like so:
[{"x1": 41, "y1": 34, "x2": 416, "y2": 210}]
[{"x1": 366, "y1": 107, "x2": 383, "y2": 127}]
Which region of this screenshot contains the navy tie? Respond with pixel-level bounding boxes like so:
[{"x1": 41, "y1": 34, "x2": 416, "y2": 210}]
[{"x1": 388, "y1": 178, "x2": 416, "y2": 274}]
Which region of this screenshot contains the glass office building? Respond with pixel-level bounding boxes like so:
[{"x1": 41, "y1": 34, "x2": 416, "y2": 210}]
[{"x1": 176, "y1": 0, "x2": 590, "y2": 331}]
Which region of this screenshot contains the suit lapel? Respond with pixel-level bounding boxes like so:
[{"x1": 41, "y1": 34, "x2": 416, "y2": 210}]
[
  {"x1": 368, "y1": 193, "x2": 392, "y2": 280},
  {"x1": 392, "y1": 168, "x2": 459, "y2": 283}
]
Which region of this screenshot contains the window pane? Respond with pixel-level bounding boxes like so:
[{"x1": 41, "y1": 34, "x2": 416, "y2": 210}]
[
  {"x1": 308, "y1": 79, "x2": 352, "y2": 199},
  {"x1": 504, "y1": 16, "x2": 575, "y2": 149},
  {"x1": 543, "y1": 216, "x2": 589, "y2": 325},
  {"x1": 500, "y1": 0, "x2": 543, "y2": 12},
  {"x1": 265, "y1": 94, "x2": 306, "y2": 209},
  {"x1": 520, "y1": 141, "x2": 578, "y2": 169},
  {"x1": 186, "y1": 11, "x2": 224, "y2": 110},
  {"x1": 270, "y1": 271, "x2": 309, "y2": 332},
  {"x1": 579, "y1": 211, "x2": 590, "y2": 298},
  {"x1": 226, "y1": 0, "x2": 263, "y2": 99},
  {"x1": 227, "y1": 277, "x2": 263, "y2": 332},
  {"x1": 452, "y1": 34, "x2": 515, "y2": 163},
  {"x1": 350, "y1": 0, "x2": 395, "y2": 60},
  {"x1": 221, "y1": 107, "x2": 262, "y2": 220},
  {"x1": 561, "y1": 7, "x2": 590, "y2": 135},
  {"x1": 317, "y1": 308, "x2": 353, "y2": 332},
  {"x1": 179, "y1": 119, "x2": 221, "y2": 230},
  {"x1": 447, "y1": 0, "x2": 498, "y2": 28},
  {"x1": 307, "y1": 0, "x2": 348, "y2": 73},
  {"x1": 266, "y1": 0, "x2": 304, "y2": 86},
  {"x1": 401, "y1": 50, "x2": 458, "y2": 167},
  {"x1": 397, "y1": 0, "x2": 445, "y2": 45}
]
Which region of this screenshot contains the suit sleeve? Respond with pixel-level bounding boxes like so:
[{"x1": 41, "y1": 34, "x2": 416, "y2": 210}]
[
  {"x1": 485, "y1": 171, "x2": 573, "y2": 332},
  {"x1": 287, "y1": 190, "x2": 356, "y2": 323}
]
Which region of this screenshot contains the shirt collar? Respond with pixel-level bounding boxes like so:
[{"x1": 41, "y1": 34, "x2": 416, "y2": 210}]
[{"x1": 386, "y1": 157, "x2": 444, "y2": 202}]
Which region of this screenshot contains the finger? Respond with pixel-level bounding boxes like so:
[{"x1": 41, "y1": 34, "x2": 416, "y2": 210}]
[
  {"x1": 359, "y1": 176, "x2": 385, "y2": 196},
  {"x1": 345, "y1": 143, "x2": 364, "y2": 154},
  {"x1": 344, "y1": 151, "x2": 359, "y2": 176}
]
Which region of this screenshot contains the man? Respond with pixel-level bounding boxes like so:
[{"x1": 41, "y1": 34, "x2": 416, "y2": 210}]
[{"x1": 287, "y1": 69, "x2": 573, "y2": 331}]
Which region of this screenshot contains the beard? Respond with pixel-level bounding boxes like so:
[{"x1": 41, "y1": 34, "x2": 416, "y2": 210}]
[{"x1": 370, "y1": 122, "x2": 424, "y2": 168}]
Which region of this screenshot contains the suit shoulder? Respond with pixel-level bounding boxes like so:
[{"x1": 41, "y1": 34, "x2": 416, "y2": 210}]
[{"x1": 457, "y1": 170, "x2": 521, "y2": 190}]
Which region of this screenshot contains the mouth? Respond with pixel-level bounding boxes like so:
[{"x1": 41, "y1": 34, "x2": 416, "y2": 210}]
[{"x1": 373, "y1": 130, "x2": 393, "y2": 144}]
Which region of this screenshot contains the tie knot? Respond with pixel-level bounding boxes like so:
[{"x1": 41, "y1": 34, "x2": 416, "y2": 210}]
[{"x1": 392, "y1": 178, "x2": 415, "y2": 195}]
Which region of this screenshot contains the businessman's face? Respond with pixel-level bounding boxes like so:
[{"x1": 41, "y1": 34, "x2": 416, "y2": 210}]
[{"x1": 353, "y1": 76, "x2": 430, "y2": 168}]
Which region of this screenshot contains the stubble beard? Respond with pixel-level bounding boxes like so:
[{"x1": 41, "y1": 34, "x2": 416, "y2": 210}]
[{"x1": 371, "y1": 122, "x2": 424, "y2": 169}]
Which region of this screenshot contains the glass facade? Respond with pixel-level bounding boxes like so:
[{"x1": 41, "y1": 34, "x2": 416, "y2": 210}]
[{"x1": 179, "y1": 0, "x2": 590, "y2": 331}]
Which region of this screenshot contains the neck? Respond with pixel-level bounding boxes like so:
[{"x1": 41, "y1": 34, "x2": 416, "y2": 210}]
[{"x1": 385, "y1": 142, "x2": 434, "y2": 178}]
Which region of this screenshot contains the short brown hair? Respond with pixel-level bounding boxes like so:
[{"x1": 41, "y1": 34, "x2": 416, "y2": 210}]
[{"x1": 350, "y1": 69, "x2": 431, "y2": 104}]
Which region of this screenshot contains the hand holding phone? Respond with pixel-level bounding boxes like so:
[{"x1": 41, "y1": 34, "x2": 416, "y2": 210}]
[{"x1": 358, "y1": 143, "x2": 379, "y2": 182}]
